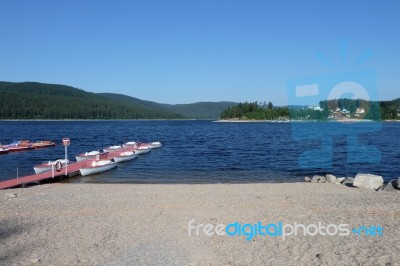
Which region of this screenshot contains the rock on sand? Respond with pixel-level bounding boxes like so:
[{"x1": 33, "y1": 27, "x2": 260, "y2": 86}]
[
  {"x1": 326, "y1": 174, "x2": 336, "y2": 183},
  {"x1": 342, "y1": 177, "x2": 355, "y2": 187},
  {"x1": 353, "y1": 174, "x2": 384, "y2": 190},
  {"x1": 383, "y1": 179, "x2": 400, "y2": 192},
  {"x1": 311, "y1": 175, "x2": 326, "y2": 183}
]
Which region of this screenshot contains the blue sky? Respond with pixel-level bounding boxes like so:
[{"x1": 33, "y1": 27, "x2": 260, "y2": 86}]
[{"x1": 0, "y1": 0, "x2": 399, "y2": 105}]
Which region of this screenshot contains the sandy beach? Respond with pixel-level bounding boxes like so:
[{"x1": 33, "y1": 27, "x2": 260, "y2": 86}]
[{"x1": 1, "y1": 182, "x2": 399, "y2": 265}]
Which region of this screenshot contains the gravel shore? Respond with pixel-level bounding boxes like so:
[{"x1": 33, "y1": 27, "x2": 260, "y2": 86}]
[{"x1": 1, "y1": 183, "x2": 399, "y2": 265}]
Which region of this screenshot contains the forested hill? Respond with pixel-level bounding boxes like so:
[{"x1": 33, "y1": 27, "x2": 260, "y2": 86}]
[
  {"x1": 98, "y1": 93, "x2": 237, "y2": 119},
  {"x1": 0, "y1": 82, "x2": 183, "y2": 119},
  {"x1": 220, "y1": 99, "x2": 400, "y2": 121}
]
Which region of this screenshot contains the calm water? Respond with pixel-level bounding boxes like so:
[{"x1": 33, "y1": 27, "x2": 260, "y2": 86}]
[{"x1": 0, "y1": 120, "x2": 399, "y2": 183}]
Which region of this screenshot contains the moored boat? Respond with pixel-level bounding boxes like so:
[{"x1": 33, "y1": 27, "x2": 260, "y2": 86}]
[
  {"x1": 149, "y1": 141, "x2": 162, "y2": 149},
  {"x1": 134, "y1": 145, "x2": 151, "y2": 155},
  {"x1": 113, "y1": 151, "x2": 137, "y2": 163},
  {"x1": 124, "y1": 141, "x2": 162, "y2": 150},
  {"x1": 76, "y1": 151, "x2": 100, "y2": 162},
  {"x1": 79, "y1": 160, "x2": 117, "y2": 176},
  {"x1": 0, "y1": 147, "x2": 9, "y2": 154},
  {"x1": 8, "y1": 146, "x2": 34, "y2": 152},
  {"x1": 33, "y1": 159, "x2": 69, "y2": 174},
  {"x1": 32, "y1": 141, "x2": 56, "y2": 149},
  {"x1": 6, "y1": 141, "x2": 34, "y2": 152},
  {"x1": 122, "y1": 141, "x2": 137, "y2": 149},
  {"x1": 103, "y1": 145, "x2": 123, "y2": 152}
]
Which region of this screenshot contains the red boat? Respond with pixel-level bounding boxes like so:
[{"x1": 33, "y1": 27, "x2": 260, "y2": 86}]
[
  {"x1": 6, "y1": 140, "x2": 34, "y2": 152},
  {"x1": 4, "y1": 140, "x2": 56, "y2": 152},
  {"x1": 32, "y1": 141, "x2": 56, "y2": 149},
  {"x1": 0, "y1": 147, "x2": 9, "y2": 154}
]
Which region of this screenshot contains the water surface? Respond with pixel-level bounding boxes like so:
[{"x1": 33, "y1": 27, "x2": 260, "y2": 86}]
[{"x1": 0, "y1": 120, "x2": 399, "y2": 183}]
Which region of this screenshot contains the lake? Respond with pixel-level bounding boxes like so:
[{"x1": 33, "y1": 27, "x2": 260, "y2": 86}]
[{"x1": 0, "y1": 120, "x2": 399, "y2": 183}]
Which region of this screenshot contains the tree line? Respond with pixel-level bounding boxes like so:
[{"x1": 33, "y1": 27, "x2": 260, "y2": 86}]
[
  {"x1": 319, "y1": 98, "x2": 397, "y2": 120},
  {"x1": 220, "y1": 102, "x2": 290, "y2": 120},
  {"x1": 220, "y1": 98, "x2": 400, "y2": 121},
  {"x1": 0, "y1": 82, "x2": 184, "y2": 119}
]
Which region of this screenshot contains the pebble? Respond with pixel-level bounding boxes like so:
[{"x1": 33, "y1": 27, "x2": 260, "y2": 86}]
[{"x1": 31, "y1": 258, "x2": 40, "y2": 264}]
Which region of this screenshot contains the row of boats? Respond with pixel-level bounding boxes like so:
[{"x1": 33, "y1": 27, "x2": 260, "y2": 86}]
[
  {"x1": 0, "y1": 140, "x2": 56, "y2": 154},
  {"x1": 33, "y1": 141, "x2": 162, "y2": 177}
]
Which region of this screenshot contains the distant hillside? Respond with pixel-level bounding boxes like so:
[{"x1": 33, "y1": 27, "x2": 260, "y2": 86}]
[
  {"x1": 0, "y1": 82, "x2": 183, "y2": 119},
  {"x1": 98, "y1": 93, "x2": 237, "y2": 119},
  {"x1": 96, "y1": 93, "x2": 171, "y2": 111},
  {"x1": 283, "y1": 105, "x2": 308, "y2": 110}
]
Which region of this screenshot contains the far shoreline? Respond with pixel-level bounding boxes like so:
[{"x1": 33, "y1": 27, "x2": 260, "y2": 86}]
[
  {"x1": 1, "y1": 119, "x2": 399, "y2": 123},
  {"x1": 0, "y1": 118, "x2": 206, "y2": 122},
  {"x1": 214, "y1": 119, "x2": 400, "y2": 123}
]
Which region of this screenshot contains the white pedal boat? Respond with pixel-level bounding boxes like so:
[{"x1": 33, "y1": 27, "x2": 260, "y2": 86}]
[
  {"x1": 113, "y1": 151, "x2": 137, "y2": 163},
  {"x1": 79, "y1": 160, "x2": 117, "y2": 176},
  {"x1": 103, "y1": 145, "x2": 123, "y2": 152},
  {"x1": 149, "y1": 141, "x2": 162, "y2": 149},
  {"x1": 33, "y1": 159, "x2": 69, "y2": 174},
  {"x1": 134, "y1": 145, "x2": 151, "y2": 155},
  {"x1": 76, "y1": 151, "x2": 100, "y2": 162}
]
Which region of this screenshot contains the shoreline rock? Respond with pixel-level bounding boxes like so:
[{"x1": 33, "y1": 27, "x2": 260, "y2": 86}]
[
  {"x1": 353, "y1": 174, "x2": 384, "y2": 190},
  {"x1": 326, "y1": 174, "x2": 336, "y2": 183},
  {"x1": 342, "y1": 177, "x2": 355, "y2": 187},
  {"x1": 311, "y1": 175, "x2": 326, "y2": 183},
  {"x1": 383, "y1": 179, "x2": 400, "y2": 192},
  {"x1": 304, "y1": 172, "x2": 400, "y2": 193},
  {"x1": 336, "y1": 177, "x2": 346, "y2": 184}
]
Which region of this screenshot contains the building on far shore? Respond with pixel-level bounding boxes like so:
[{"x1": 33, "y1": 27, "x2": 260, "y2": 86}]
[
  {"x1": 308, "y1": 106, "x2": 324, "y2": 111},
  {"x1": 356, "y1": 108, "x2": 365, "y2": 114},
  {"x1": 355, "y1": 108, "x2": 365, "y2": 118},
  {"x1": 341, "y1": 108, "x2": 350, "y2": 114}
]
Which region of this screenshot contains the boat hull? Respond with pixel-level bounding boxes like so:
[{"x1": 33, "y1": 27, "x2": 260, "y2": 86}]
[
  {"x1": 32, "y1": 142, "x2": 56, "y2": 149},
  {"x1": 33, "y1": 160, "x2": 69, "y2": 174},
  {"x1": 134, "y1": 148, "x2": 151, "y2": 155},
  {"x1": 75, "y1": 151, "x2": 107, "y2": 162},
  {"x1": 34, "y1": 165, "x2": 51, "y2": 174},
  {"x1": 149, "y1": 142, "x2": 162, "y2": 149},
  {"x1": 80, "y1": 162, "x2": 117, "y2": 176},
  {"x1": 113, "y1": 153, "x2": 137, "y2": 163},
  {"x1": 8, "y1": 146, "x2": 34, "y2": 152},
  {"x1": 103, "y1": 145, "x2": 123, "y2": 153},
  {"x1": 76, "y1": 155, "x2": 97, "y2": 162}
]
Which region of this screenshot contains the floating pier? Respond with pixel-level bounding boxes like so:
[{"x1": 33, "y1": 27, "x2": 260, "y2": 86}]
[
  {"x1": 0, "y1": 159, "x2": 97, "y2": 189},
  {"x1": 0, "y1": 138, "x2": 156, "y2": 189}
]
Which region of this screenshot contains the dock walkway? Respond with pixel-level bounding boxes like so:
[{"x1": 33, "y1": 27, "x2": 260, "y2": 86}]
[{"x1": 0, "y1": 159, "x2": 96, "y2": 189}]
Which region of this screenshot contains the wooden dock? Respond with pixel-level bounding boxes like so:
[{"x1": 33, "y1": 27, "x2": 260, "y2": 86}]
[
  {"x1": 0, "y1": 159, "x2": 97, "y2": 189},
  {"x1": 0, "y1": 147, "x2": 147, "y2": 190}
]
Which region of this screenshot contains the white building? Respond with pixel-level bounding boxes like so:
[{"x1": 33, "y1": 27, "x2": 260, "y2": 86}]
[
  {"x1": 341, "y1": 108, "x2": 350, "y2": 114},
  {"x1": 308, "y1": 106, "x2": 324, "y2": 111},
  {"x1": 356, "y1": 108, "x2": 365, "y2": 114}
]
